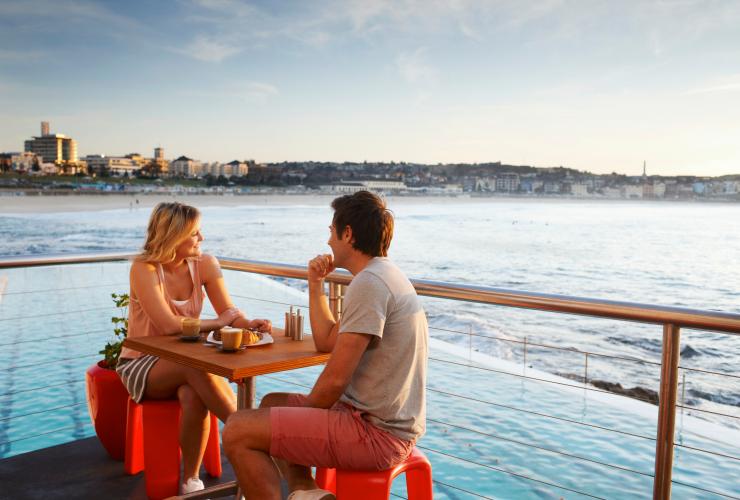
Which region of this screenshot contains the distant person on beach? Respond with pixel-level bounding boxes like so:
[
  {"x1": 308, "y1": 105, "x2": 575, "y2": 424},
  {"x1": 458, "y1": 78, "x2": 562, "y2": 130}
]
[
  {"x1": 222, "y1": 191, "x2": 429, "y2": 500},
  {"x1": 117, "y1": 202, "x2": 272, "y2": 495}
]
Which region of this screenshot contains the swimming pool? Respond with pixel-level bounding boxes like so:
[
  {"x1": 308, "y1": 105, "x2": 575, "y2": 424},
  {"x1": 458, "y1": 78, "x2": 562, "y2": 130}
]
[{"x1": 0, "y1": 262, "x2": 738, "y2": 499}]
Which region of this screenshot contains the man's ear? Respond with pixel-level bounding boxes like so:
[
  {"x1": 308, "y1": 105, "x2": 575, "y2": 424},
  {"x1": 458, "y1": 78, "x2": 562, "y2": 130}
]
[{"x1": 343, "y1": 225, "x2": 354, "y2": 244}]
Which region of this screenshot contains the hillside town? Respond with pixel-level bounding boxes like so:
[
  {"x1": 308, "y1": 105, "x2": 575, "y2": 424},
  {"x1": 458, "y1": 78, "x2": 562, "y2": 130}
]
[{"x1": 2, "y1": 122, "x2": 739, "y2": 200}]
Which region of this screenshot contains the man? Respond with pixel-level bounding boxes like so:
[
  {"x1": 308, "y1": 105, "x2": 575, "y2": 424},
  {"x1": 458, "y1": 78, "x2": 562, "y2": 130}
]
[{"x1": 222, "y1": 191, "x2": 428, "y2": 500}]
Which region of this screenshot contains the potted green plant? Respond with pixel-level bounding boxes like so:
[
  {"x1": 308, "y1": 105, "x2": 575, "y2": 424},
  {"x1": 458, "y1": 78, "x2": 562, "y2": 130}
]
[{"x1": 85, "y1": 292, "x2": 131, "y2": 461}]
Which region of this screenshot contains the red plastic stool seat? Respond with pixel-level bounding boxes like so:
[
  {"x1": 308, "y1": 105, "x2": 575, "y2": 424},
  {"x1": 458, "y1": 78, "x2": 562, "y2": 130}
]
[
  {"x1": 124, "y1": 398, "x2": 222, "y2": 499},
  {"x1": 315, "y1": 447, "x2": 433, "y2": 500}
]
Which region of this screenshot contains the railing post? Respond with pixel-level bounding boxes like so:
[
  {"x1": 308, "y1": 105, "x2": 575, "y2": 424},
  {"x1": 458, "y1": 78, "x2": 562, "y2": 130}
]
[
  {"x1": 523, "y1": 336, "x2": 528, "y2": 373},
  {"x1": 653, "y1": 323, "x2": 681, "y2": 500},
  {"x1": 328, "y1": 282, "x2": 344, "y2": 321},
  {"x1": 680, "y1": 371, "x2": 686, "y2": 436},
  {"x1": 469, "y1": 324, "x2": 473, "y2": 362}
]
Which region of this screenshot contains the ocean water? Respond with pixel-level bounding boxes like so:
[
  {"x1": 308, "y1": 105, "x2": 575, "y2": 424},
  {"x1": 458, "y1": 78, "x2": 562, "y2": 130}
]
[
  {"x1": 1, "y1": 196, "x2": 739, "y2": 497},
  {"x1": 1, "y1": 196, "x2": 739, "y2": 427},
  {"x1": 1, "y1": 262, "x2": 738, "y2": 498}
]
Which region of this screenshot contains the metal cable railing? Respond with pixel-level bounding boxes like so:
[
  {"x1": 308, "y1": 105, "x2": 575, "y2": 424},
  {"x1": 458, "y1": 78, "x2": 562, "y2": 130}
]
[
  {"x1": 262, "y1": 373, "x2": 733, "y2": 499},
  {"x1": 0, "y1": 353, "x2": 99, "y2": 372},
  {"x1": 1, "y1": 253, "x2": 739, "y2": 500},
  {"x1": 431, "y1": 479, "x2": 493, "y2": 499},
  {"x1": 0, "y1": 402, "x2": 88, "y2": 423},
  {"x1": 233, "y1": 293, "x2": 740, "y2": 423},
  {"x1": 428, "y1": 355, "x2": 661, "y2": 406},
  {"x1": 229, "y1": 293, "x2": 309, "y2": 309},
  {"x1": 418, "y1": 445, "x2": 606, "y2": 499},
  {"x1": 673, "y1": 405, "x2": 740, "y2": 420},
  {"x1": 0, "y1": 329, "x2": 109, "y2": 347},
  {"x1": 668, "y1": 482, "x2": 739, "y2": 500},
  {"x1": 0, "y1": 306, "x2": 113, "y2": 323},
  {"x1": 426, "y1": 417, "x2": 653, "y2": 478},
  {"x1": 430, "y1": 324, "x2": 740, "y2": 381},
  {"x1": 0, "y1": 424, "x2": 90, "y2": 447},
  {"x1": 0, "y1": 282, "x2": 127, "y2": 296},
  {"x1": 261, "y1": 373, "x2": 608, "y2": 499},
  {"x1": 1, "y1": 379, "x2": 84, "y2": 397},
  {"x1": 2, "y1": 252, "x2": 738, "y2": 333},
  {"x1": 427, "y1": 386, "x2": 655, "y2": 441},
  {"x1": 429, "y1": 355, "x2": 740, "y2": 422}
]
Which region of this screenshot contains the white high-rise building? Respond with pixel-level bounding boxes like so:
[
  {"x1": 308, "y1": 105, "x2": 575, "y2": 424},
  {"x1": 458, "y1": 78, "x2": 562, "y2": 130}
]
[{"x1": 24, "y1": 121, "x2": 79, "y2": 173}]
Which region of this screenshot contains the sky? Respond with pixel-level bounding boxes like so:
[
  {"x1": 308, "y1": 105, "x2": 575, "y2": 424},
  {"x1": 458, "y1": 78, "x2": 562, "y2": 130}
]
[{"x1": 1, "y1": 0, "x2": 740, "y2": 176}]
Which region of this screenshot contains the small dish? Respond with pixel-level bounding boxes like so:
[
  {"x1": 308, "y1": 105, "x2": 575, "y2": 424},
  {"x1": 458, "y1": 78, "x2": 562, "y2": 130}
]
[
  {"x1": 207, "y1": 330, "x2": 274, "y2": 348},
  {"x1": 179, "y1": 335, "x2": 200, "y2": 342},
  {"x1": 218, "y1": 345, "x2": 245, "y2": 352}
]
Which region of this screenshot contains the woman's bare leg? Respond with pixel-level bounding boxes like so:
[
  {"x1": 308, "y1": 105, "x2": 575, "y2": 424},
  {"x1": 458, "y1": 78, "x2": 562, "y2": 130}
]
[
  {"x1": 145, "y1": 359, "x2": 236, "y2": 422},
  {"x1": 177, "y1": 385, "x2": 209, "y2": 480}
]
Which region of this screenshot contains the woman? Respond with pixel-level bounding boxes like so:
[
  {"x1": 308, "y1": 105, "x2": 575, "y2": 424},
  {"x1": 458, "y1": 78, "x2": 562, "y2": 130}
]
[{"x1": 117, "y1": 202, "x2": 271, "y2": 495}]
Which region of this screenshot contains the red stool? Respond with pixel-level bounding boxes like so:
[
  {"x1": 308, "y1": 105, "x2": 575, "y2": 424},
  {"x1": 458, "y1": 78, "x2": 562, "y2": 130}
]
[
  {"x1": 315, "y1": 447, "x2": 433, "y2": 500},
  {"x1": 124, "y1": 398, "x2": 222, "y2": 499}
]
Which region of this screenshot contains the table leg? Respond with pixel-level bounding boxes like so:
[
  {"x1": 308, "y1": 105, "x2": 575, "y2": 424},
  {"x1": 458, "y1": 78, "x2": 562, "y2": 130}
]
[
  {"x1": 234, "y1": 377, "x2": 254, "y2": 499},
  {"x1": 177, "y1": 377, "x2": 255, "y2": 500},
  {"x1": 237, "y1": 377, "x2": 255, "y2": 410}
]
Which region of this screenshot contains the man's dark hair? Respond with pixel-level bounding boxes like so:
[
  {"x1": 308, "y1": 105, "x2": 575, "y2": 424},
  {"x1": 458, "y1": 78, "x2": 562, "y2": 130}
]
[{"x1": 331, "y1": 191, "x2": 394, "y2": 257}]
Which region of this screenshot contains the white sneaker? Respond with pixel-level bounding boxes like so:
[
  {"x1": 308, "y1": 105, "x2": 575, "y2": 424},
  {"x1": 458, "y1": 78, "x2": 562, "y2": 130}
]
[
  {"x1": 181, "y1": 477, "x2": 205, "y2": 494},
  {"x1": 286, "y1": 488, "x2": 336, "y2": 500}
]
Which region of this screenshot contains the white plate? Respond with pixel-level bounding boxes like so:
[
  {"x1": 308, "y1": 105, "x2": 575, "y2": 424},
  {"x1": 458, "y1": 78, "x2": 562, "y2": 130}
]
[{"x1": 206, "y1": 331, "x2": 274, "y2": 347}]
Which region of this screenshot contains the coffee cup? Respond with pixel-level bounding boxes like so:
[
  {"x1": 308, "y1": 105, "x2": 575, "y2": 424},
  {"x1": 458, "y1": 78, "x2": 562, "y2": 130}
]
[
  {"x1": 220, "y1": 327, "x2": 243, "y2": 351},
  {"x1": 181, "y1": 318, "x2": 201, "y2": 340}
]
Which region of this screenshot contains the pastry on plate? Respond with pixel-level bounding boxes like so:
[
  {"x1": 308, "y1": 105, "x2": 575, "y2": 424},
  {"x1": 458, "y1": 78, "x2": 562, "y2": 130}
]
[{"x1": 243, "y1": 330, "x2": 261, "y2": 345}]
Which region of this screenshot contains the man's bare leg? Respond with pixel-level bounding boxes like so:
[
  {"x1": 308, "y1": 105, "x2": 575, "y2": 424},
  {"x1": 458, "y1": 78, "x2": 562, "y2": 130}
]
[{"x1": 222, "y1": 408, "x2": 282, "y2": 500}]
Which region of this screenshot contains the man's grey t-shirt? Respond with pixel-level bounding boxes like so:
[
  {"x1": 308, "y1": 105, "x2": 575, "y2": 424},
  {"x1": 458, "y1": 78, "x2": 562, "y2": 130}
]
[{"x1": 338, "y1": 257, "x2": 428, "y2": 442}]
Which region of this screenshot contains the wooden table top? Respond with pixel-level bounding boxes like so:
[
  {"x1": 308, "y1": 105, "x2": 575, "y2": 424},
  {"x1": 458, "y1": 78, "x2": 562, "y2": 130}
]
[{"x1": 122, "y1": 329, "x2": 330, "y2": 380}]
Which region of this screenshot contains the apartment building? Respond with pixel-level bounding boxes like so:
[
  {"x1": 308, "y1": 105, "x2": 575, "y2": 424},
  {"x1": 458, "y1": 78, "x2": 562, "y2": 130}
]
[
  {"x1": 170, "y1": 156, "x2": 202, "y2": 177},
  {"x1": 85, "y1": 155, "x2": 141, "y2": 176},
  {"x1": 24, "y1": 122, "x2": 79, "y2": 172}
]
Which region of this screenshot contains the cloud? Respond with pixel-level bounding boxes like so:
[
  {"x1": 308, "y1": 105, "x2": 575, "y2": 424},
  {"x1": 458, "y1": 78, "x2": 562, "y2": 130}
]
[
  {"x1": 683, "y1": 76, "x2": 740, "y2": 95},
  {"x1": 179, "y1": 35, "x2": 243, "y2": 62},
  {"x1": 0, "y1": 0, "x2": 145, "y2": 32},
  {"x1": 340, "y1": 0, "x2": 396, "y2": 33},
  {"x1": 396, "y1": 48, "x2": 436, "y2": 84},
  {"x1": 0, "y1": 49, "x2": 45, "y2": 61},
  {"x1": 180, "y1": 81, "x2": 279, "y2": 103},
  {"x1": 457, "y1": 19, "x2": 482, "y2": 41},
  {"x1": 237, "y1": 82, "x2": 280, "y2": 102},
  {"x1": 188, "y1": 0, "x2": 257, "y2": 18}
]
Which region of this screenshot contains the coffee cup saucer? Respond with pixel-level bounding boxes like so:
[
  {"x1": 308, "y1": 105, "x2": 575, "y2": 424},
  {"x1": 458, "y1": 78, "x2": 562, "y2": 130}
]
[
  {"x1": 206, "y1": 331, "x2": 274, "y2": 347},
  {"x1": 218, "y1": 344, "x2": 245, "y2": 352}
]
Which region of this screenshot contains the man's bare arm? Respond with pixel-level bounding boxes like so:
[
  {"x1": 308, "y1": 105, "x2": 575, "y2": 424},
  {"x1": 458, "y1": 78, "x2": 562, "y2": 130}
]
[
  {"x1": 307, "y1": 254, "x2": 340, "y2": 352},
  {"x1": 306, "y1": 332, "x2": 372, "y2": 408}
]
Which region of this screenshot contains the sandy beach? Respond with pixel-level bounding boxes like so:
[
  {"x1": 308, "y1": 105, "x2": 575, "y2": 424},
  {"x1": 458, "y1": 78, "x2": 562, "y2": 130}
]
[
  {"x1": 0, "y1": 191, "x2": 680, "y2": 215},
  {"x1": 0, "y1": 193, "x2": 343, "y2": 214},
  {"x1": 0, "y1": 191, "x2": 517, "y2": 214}
]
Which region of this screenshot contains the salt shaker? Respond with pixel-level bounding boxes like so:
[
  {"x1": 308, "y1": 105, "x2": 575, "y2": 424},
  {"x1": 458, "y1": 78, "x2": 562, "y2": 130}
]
[
  {"x1": 296, "y1": 311, "x2": 304, "y2": 341},
  {"x1": 285, "y1": 306, "x2": 294, "y2": 337}
]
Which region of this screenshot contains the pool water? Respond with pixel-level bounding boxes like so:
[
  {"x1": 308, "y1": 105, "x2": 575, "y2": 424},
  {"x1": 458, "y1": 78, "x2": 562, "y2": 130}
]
[{"x1": 0, "y1": 263, "x2": 738, "y2": 499}]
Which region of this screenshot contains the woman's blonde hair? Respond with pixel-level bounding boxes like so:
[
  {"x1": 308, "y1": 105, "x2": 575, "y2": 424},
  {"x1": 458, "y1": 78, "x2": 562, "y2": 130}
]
[{"x1": 137, "y1": 202, "x2": 201, "y2": 264}]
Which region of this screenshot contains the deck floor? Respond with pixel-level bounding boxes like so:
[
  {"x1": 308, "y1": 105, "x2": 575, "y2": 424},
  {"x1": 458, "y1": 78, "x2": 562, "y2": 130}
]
[{"x1": 0, "y1": 437, "x2": 243, "y2": 499}]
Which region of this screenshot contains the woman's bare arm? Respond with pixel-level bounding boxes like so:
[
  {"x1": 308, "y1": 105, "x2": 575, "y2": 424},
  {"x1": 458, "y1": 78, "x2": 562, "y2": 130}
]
[
  {"x1": 200, "y1": 255, "x2": 272, "y2": 332},
  {"x1": 131, "y1": 261, "x2": 185, "y2": 334},
  {"x1": 132, "y1": 259, "x2": 236, "y2": 334}
]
